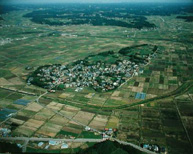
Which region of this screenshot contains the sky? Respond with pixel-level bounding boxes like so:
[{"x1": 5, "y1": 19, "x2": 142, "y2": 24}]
[{"x1": 1, "y1": 0, "x2": 193, "y2": 4}]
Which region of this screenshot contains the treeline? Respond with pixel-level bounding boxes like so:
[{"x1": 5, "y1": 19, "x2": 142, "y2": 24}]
[
  {"x1": 118, "y1": 44, "x2": 158, "y2": 64},
  {"x1": 176, "y1": 16, "x2": 193, "y2": 22},
  {"x1": 119, "y1": 44, "x2": 148, "y2": 55}
]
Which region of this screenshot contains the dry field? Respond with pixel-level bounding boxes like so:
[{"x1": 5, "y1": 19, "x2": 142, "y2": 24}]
[
  {"x1": 25, "y1": 102, "x2": 43, "y2": 112},
  {"x1": 73, "y1": 111, "x2": 95, "y2": 125},
  {"x1": 0, "y1": 78, "x2": 13, "y2": 85},
  {"x1": 33, "y1": 108, "x2": 55, "y2": 121},
  {"x1": 36, "y1": 122, "x2": 63, "y2": 137},
  {"x1": 105, "y1": 116, "x2": 119, "y2": 128},
  {"x1": 10, "y1": 118, "x2": 25, "y2": 125},
  {"x1": 46, "y1": 101, "x2": 64, "y2": 111},
  {"x1": 49, "y1": 114, "x2": 69, "y2": 126},
  {"x1": 89, "y1": 115, "x2": 109, "y2": 130},
  {"x1": 58, "y1": 93, "x2": 73, "y2": 99}
]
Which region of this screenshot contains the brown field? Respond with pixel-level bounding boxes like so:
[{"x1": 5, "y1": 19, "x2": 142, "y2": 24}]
[
  {"x1": 10, "y1": 104, "x2": 24, "y2": 109},
  {"x1": 24, "y1": 84, "x2": 46, "y2": 91},
  {"x1": 37, "y1": 122, "x2": 63, "y2": 137},
  {"x1": 68, "y1": 120, "x2": 83, "y2": 128},
  {"x1": 47, "y1": 101, "x2": 64, "y2": 111},
  {"x1": 168, "y1": 76, "x2": 177, "y2": 81},
  {"x1": 132, "y1": 87, "x2": 143, "y2": 92},
  {"x1": 10, "y1": 118, "x2": 25, "y2": 125},
  {"x1": 0, "y1": 78, "x2": 13, "y2": 85},
  {"x1": 106, "y1": 116, "x2": 119, "y2": 128},
  {"x1": 89, "y1": 94, "x2": 107, "y2": 105},
  {"x1": 62, "y1": 126, "x2": 82, "y2": 134},
  {"x1": 89, "y1": 115, "x2": 109, "y2": 130},
  {"x1": 17, "y1": 109, "x2": 36, "y2": 118},
  {"x1": 49, "y1": 114, "x2": 69, "y2": 126},
  {"x1": 70, "y1": 142, "x2": 84, "y2": 148},
  {"x1": 151, "y1": 71, "x2": 161, "y2": 75},
  {"x1": 85, "y1": 93, "x2": 94, "y2": 99},
  {"x1": 13, "y1": 125, "x2": 35, "y2": 136},
  {"x1": 110, "y1": 96, "x2": 123, "y2": 101},
  {"x1": 158, "y1": 84, "x2": 169, "y2": 90},
  {"x1": 63, "y1": 105, "x2": 80, "y2": 112},
  {"x1": 145, "y1": 94, "x2": 157, "y2": 99},
  {"x1": 59, "y1": 110, "x2": 77, "y2": 119},
  {"x1": 0, "y1": 99, "x2": 13, "y2": 108},
  {"x1": 58, "y1": 93, "x2": 72, "y2": 99},
  {"x1": 112, "y1": 91, "x2": 120, "y2": 97},
  {"x1": 8, "y1": 77, "x2": 24, "y2": 85},
  {"x1": 80, "y1": 143, "x2": 89, "y2": 150},
  {"x1": 34, "y1": 108, "x2": 55, "y2": 120},
  {"x1": 136, "y1": 77, "x2": 146, "y2": 82},
  {"x1": 117, "y1": 132, "x2": 127, "y2": 140},
  {"x1": 23, "y1": 119, "x2": 45, "y2": 130},
  {"x1": 138, "y1": 82, "x2": 145, "y2": 88},
  {"x1": 175, "y1": 94, "x2": 191, "y2": 101},
  {"x1": 73, "y1": 111, "x2": 95, "y2": 125},
  {"x1": 25, "y1": 102, "x2": 43, "y2": 112},
  {"x1": 10, "y1": 67, "x2": 23, "y2": 76}
]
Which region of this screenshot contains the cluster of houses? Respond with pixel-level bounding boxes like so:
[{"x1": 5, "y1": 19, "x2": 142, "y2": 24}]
[
  {"x1": 0, "y1": 38, "x2": 12, "y2": 46},
  {"x1": 0, "y1": 127, "x2": 11, "y2": 137},
  {"x1": 85, "y1": 126, "x2": 117, "y2": 139},
  {"x1": 141, "y1": 143, "x2": 166, "y2": 153},
  {"x1": 28, "y1": 59, "x2": 143, "y2": 92},
  {"x1": 102, "y1": 128, "x2": 117, "y2": 139},
  {"x1": 142, "y1": 144, "x2": 160, "y2": 153},
  {"x1": 37, "y1": 140, "x2": 69, "y2": 150}
]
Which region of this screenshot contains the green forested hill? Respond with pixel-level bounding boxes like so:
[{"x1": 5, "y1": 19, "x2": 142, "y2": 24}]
[{"x1": 78, "y1": 140, "x2": 146, "y2": 154}]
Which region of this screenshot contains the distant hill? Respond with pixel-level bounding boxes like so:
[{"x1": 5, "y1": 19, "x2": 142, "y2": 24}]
[
  {"x1": 0, "y1": 141, "x2": 22, "y2": 153},
  {"x1": 0, "y1": 5, "x2": 19, "y2": 14},
  {"x1": 176, "y1": 16, "x2": 193, "y2": 22},
  {"x1": 78, "y1": 140, "x2": 146, "y2": 154}
]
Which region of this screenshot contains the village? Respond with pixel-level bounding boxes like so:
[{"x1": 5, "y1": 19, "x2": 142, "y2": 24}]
[{"x1": 27, "y1": 58, "x2": 150, "y2": 92}]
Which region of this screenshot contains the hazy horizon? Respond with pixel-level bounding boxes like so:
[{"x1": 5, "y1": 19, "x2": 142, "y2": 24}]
[{"x1": 1, "y1": 0, "x2": 193, "y2": 4}]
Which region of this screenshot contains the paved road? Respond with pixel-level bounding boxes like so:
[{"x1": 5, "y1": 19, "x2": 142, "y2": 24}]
[
  {"x1": 35, "y1": 91, "x2": 48, "y2": 102},
  {"x1": 0, "y1": 137, "x2": 155, "y2": 154},
  {"x1": 0, "y1": 137, "x2": 104, "y2": 152},
  {"x1": 115, "y1": 139, "x2": 156, "y2": 154},
  {"x1": 0, "y1": 137, "x2": 104, "y2": 142}
]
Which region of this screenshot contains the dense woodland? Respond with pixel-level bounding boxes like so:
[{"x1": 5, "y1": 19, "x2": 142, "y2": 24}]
[
  {"x1": 22, "y1": 3, "x2": 193, "y2": 29},
  {"x1": 79, "y1": 140, "x2": 144, "y2": 154},
  {"x1": 23, "y1": 9, "x2": 155, "y2": 29},
  {"x1": 1, "y1": 3, "x2": 193, "y2": 29}
]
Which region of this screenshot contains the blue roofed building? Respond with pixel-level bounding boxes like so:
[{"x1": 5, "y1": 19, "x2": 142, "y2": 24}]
[
  {"x1": 49, "y1": 140, "x2": 59, "y2": 146},
  {"x1": 135, "y1": 92, "x2": 146, "y2": 100},
  {"x1": 61, "y1": 143, "x2": 68, "y2": 149},
  {"x1": 38, "y1": 142, "x2": 44, "y2": 147}
]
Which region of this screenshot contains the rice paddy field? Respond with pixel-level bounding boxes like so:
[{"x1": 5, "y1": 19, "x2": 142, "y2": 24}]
[{"x1": 0, "y1": 3, "x2": 193, "y2": 154}]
